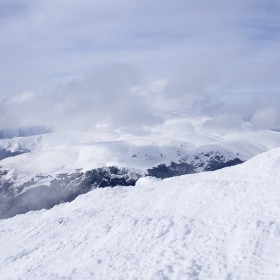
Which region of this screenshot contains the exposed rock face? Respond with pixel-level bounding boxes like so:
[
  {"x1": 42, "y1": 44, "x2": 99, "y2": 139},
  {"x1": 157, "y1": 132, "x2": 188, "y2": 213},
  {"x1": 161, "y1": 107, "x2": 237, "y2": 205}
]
[
  {"x1": 204, "y1": 158, "x2": 243, "y2": 171},
  {"x1": 0, "y1": 167, "x2": 142, "y2": 219},
  {"x1": 0, "y1": 148, "x2": 30, "y2": 161},
  {"x1": 148, "y1": 162, "x2": 195, "y2": 179},
  {"x1": 148, "y1": 158, "x2": 243, "y2": 179},
  {"x1": 148, "y1": 151, "x2": 243, "y2": 179},
  {"x1": 0, "y1": 151, "x2": 243, "y2": 219}
]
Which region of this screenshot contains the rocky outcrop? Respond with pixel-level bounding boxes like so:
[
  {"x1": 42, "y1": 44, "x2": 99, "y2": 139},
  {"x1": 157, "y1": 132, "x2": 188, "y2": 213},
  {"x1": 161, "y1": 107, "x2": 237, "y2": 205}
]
[
  {"x1": 0, "y1": 167, "x2": 142, "y2": 219},
  {"x1": 0, "y1": 148, "x2": 29, "y2": 161},
  {"x1": 148, "y1": 162, "x2": 195, "y2": 179},
  {"x1": 147, "y1": 151, "x2": 243, "y2": 179}
]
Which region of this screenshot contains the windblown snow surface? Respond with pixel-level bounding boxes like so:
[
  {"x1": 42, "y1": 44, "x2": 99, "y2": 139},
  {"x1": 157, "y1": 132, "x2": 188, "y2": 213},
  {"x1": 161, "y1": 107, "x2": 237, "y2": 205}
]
[{"x1": 1, "y1": 148, "x2": 280, "y2": 279}]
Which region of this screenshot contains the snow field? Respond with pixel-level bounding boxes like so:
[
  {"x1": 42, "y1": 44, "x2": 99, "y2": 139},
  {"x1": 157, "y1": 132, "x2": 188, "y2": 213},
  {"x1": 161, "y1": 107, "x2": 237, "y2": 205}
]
[{"x1": 1, "y1": 148, "x2": 280, "y2": 279}]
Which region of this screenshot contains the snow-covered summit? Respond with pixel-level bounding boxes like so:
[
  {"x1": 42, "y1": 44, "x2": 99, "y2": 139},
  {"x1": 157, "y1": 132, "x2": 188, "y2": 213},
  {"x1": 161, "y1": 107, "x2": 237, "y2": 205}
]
[
  {"x1": 1, "y1": 125, "x2": 279, "y2": 177},
  {"x1": 1, "y1": 147, "x2": 280, "y2": 279}
]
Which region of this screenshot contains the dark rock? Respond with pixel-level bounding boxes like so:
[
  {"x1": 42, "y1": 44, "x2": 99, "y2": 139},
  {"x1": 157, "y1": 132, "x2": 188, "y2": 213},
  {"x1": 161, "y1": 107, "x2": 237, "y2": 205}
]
[
  {"x1": 204, "y1": 158, "x2": 243, "y2": 171},
  {"x1": 148, "y1": 162, "x2": 195, "y2": 179},
  {"x1": 0, "y1": 148, "x2": 30, "y2": 161},
  {"x1": 0, "y1": 166, "x2": 141, "y2": 219}
]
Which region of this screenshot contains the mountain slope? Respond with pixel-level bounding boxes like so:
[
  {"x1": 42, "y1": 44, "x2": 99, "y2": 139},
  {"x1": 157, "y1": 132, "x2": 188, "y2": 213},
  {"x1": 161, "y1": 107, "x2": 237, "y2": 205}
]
[
  {"x1": 1, "y1": 127, "x2": 279, "y2": 218},
  {"x1": 0, "y1": 127, "x2": 280, "y2": 218},
  {"x1": 1, "y1": 148, "x2": 280, "y2": 279}
]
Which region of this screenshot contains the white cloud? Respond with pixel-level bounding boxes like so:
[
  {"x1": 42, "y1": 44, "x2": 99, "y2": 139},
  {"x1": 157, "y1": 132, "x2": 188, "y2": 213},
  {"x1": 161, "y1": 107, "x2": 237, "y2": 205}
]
[
  {"x1": 8, "y1": 90, "x2": 37, "y2": 103},
  {"x1": 0, "y1": 0, "x2": 280, "y2": 96},
  {"x1": 0, "y1": 0, "x2": 279, "y2": 133},
  {"x1": 0, "y1": 64, "x2": 163, "y2": 132},
  {"x1": 251, "y1": 106, "x2": 280, "y2": 130}
]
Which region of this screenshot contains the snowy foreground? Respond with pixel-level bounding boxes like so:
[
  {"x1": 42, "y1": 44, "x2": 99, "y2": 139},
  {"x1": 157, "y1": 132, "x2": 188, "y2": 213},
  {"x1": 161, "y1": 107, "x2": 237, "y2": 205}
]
[{"x1": 1, "y1": 148, "x2": 280, "y2": 280}]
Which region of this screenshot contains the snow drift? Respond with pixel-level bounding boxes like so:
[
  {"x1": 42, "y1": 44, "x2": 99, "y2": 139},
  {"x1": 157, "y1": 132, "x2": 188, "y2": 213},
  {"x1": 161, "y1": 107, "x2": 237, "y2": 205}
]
[{"x1": 1, "y1": 147, "x2": 280, "y2": 279}]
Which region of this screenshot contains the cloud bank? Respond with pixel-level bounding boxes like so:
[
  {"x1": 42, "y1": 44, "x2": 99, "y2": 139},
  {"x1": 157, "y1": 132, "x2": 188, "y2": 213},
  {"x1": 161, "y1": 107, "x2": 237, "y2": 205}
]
[
  {"x1": 0, "y1": 63, "x2": 279, "y2": 134},
  {"x1": 0, "y1": 0, "x2": 279, "y2": 133}
]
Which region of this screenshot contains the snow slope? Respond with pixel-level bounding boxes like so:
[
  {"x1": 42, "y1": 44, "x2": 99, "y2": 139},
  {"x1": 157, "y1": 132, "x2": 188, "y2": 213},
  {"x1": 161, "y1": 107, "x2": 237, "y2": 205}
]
[{"x1": 1, "y1": 148, "x2": 280, "y2": 279}]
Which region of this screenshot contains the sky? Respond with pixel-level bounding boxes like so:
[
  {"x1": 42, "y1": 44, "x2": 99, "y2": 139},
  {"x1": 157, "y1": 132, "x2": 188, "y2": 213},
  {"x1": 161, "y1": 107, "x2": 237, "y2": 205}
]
[{"x1": 0, "y1": 0, "x2": 280, "y2": 132}]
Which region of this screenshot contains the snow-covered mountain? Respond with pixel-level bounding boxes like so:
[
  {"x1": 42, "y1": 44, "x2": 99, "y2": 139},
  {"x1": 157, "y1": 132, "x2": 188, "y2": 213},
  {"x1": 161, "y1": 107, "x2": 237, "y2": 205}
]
[
  {"x1": 1, "y1": 147, "x2": 280, "y2": 279},
  {"x1": 0, "y1": 120, "x2": 280, "y2": 218}
]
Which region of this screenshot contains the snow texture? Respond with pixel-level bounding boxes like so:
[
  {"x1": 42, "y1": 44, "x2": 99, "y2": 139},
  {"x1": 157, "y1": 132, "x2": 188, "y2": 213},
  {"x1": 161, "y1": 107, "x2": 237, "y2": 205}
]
[{"x1": 1, "y1": 148, "x2": 280, "y2": 279}]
